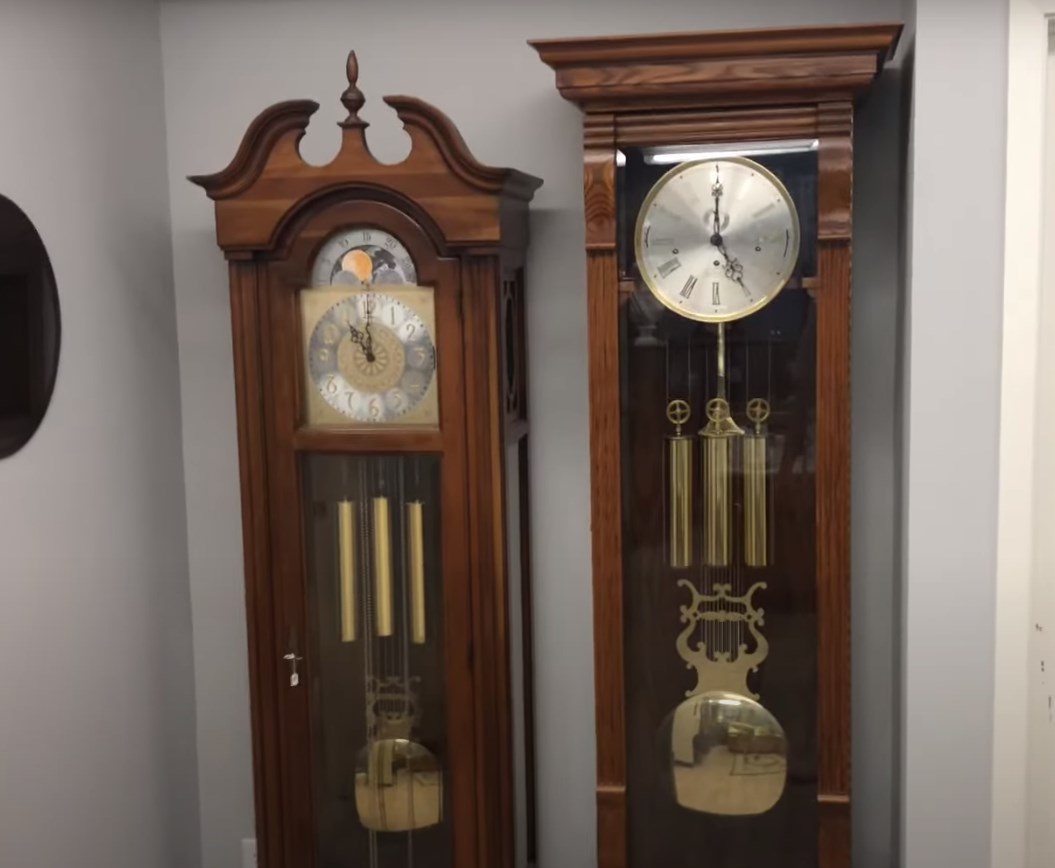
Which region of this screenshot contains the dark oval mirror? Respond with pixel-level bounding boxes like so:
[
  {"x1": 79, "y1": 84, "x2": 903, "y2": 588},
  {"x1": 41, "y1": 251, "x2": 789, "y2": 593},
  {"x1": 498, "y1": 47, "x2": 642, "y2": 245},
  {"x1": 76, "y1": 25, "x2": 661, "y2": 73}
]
[{"x1": 0, "y1": 195, "x2": 60, "y2": 458}]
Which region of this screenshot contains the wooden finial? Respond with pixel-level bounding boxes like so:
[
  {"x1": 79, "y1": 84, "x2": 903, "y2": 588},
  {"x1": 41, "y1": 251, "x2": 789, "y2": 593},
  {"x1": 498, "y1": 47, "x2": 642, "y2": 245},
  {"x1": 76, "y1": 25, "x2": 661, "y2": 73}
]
[{"x1": 340, "y1": 50, "x2": 367, "y2": 128}]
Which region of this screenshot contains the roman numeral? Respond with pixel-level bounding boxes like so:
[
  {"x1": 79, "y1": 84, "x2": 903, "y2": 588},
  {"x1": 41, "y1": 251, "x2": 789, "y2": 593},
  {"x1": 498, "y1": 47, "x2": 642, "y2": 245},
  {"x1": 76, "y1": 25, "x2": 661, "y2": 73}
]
[
  {"x1": 712, "y1": 281, "x2": 721, "y2": 305},
  {"x1": 658, "y1": 258, "x2": 682, "y2": 278},
  {"x1": 752, "y1": 201, "x2": 778, "y2": 219},
  {"x1": 680, "y1": 276, "x2": 697, "y2": 299}
]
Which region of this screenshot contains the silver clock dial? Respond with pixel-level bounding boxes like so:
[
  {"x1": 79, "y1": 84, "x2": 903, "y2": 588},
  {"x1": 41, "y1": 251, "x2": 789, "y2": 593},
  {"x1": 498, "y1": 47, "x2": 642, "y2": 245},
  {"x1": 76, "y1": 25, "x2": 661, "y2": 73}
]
[
  {"x1": 634, "y1": 157, "x2": 800, "y2": 323},
  {"x1": 310, "y1": 228, "x2": 417, "y2": 288},
  {"x1": 307, "y1": 291, "x2": 436, "y2": 423}
]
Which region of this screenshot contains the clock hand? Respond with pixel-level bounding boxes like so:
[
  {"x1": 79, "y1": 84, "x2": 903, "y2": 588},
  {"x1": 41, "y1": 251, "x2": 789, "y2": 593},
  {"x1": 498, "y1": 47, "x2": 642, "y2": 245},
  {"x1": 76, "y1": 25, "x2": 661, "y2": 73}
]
[
  {"x1": 348, "y1": 319, "x2": 365, "y2": 347},
  {"x1": 711, "y1": 168, "x2": 724, "y2": 245},
  {"x1": 717, "y1": 243, "x2": 747, "y2": 289},
  {"x1": 347, "y1": 317, "x2": 377, "y2": 364},
  {"x1": 363, "y1": 313, "x2": 376, "y2": 364}
]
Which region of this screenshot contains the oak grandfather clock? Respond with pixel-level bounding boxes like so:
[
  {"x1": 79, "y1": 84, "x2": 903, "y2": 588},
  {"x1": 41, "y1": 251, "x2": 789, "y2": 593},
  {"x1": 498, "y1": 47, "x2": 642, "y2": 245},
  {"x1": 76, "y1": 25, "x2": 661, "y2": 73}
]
[
  {"x1": 192, "y1": 52, "x2": 541, "y2": 868},
  {"x1": 533, "y1": 22, "x2": 901, "y2": 868}
]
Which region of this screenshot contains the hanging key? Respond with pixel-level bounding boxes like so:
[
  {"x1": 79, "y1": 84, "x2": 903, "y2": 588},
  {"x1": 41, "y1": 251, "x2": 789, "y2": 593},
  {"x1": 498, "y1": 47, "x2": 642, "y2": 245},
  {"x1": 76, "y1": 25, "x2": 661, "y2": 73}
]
[{"x1": 282, "y1": 651, "x2": 303, "y2": 687}]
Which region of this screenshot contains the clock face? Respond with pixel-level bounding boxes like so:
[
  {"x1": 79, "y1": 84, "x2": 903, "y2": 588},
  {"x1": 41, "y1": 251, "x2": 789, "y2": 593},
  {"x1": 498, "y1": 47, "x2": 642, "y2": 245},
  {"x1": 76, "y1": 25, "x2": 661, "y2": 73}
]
[
  {"x1": 634, "y1": 157, "x2": 800, "y2": 323},
  {"x1": 307, "y1": 290, "x2": 436, "y2": 423},
  {"x1": 311, "y1": 227, "x2": 418, "y2": 288}
]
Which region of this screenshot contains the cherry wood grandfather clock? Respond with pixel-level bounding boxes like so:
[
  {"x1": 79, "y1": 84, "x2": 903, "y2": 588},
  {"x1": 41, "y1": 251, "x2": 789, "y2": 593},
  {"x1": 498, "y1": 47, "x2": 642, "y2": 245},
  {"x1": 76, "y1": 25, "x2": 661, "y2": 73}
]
[
  {"x1": 532, "y1": 23, "x2": 901, "y2": 868},
  {"x1": 191, "y1": 53, "x2": 541, "y2": 868}
]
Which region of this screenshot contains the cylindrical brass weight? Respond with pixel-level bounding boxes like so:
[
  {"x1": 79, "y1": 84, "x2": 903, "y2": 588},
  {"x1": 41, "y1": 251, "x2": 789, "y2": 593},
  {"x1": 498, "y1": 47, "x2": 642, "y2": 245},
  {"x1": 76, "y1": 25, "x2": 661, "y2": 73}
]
[
  {"x1": 338, "y1": 500, "x2": 357, "y2": 642},
  {"x1": 372, "y1": 497, "x2": 394, "y2": 637},
  {"x1": 668, "y1": 435, "x2": 694, "y2": 569},
  {"x1": 744, "y1": 435, "x2": 768, "y2": 568},
  {"x1": 704, "y1": 438, "x2": 732, "y2": 568},
  {"x1": 406, "y1": 501, "x2": 426, "y2": 645}
]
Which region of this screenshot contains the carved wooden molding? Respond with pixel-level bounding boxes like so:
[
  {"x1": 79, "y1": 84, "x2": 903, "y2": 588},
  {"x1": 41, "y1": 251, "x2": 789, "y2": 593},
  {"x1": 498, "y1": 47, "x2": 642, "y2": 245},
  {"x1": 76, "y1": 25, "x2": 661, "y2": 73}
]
[
  {"x1": 583, "y1": 113, "x2": 617, "y2": 251},
  {"x1": 818, "y1": 102, "x2": 855, "y2": 242},
  {"x1": 616, "y1": 105, "x2": 819, "y2": 147},
  {"x1": 191, "y1": 51, "x2": 541, "y2": 254},
  {"x1": 531, "y1": 23, "x2": 901, "y2": 110}
]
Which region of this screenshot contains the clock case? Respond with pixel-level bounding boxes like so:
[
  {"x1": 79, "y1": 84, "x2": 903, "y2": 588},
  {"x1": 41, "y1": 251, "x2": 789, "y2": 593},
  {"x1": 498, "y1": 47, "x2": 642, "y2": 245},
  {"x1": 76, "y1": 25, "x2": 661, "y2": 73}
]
[
  {"x1": 191, "y1": 54, "x2": 541, "y2": 868},
  {"x1": 533, "y1": 23, "x2": 900, "y2": 868}
]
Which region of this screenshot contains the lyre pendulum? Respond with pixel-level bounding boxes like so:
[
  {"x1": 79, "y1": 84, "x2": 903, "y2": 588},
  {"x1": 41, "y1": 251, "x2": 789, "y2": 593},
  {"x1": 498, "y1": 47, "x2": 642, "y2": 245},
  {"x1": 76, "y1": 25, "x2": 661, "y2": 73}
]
[
  {"x1": 744, "y1": 398, "x2": 771, "y2": 568},
  {"x1": 666, "y1": 399, "x2": 694, "y2": 569},
  {"x1": 700, "y1": 323, "x2": 743, "y2": 568}
]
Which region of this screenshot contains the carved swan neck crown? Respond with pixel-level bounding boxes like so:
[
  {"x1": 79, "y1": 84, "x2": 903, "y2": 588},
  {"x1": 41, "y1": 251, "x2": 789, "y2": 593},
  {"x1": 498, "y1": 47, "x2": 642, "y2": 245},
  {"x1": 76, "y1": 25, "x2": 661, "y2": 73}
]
[{"x1": 188, "y1": 49, "x2": 542, "y2": 257}]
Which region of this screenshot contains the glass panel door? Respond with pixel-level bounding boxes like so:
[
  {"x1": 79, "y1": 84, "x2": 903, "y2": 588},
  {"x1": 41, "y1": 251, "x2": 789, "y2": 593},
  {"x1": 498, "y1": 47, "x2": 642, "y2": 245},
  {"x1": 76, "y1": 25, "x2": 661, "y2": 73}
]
[
  {"x1": 303, "y1": 454, "x2": 451, "y2": 868},
  {"x1": 618, "y1": 142, "x2": 820, "y2": 867}
]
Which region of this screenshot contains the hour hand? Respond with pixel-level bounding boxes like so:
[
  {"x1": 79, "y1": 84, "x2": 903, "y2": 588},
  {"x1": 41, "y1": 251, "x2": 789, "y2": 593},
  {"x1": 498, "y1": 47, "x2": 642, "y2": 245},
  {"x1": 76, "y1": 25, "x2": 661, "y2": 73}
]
[
  {"x1": 718, "y1": 245, "x2": 746, "y2": 288},
  {"x1": 347, "y1": 320, "x2": 365, "y2": 347}
]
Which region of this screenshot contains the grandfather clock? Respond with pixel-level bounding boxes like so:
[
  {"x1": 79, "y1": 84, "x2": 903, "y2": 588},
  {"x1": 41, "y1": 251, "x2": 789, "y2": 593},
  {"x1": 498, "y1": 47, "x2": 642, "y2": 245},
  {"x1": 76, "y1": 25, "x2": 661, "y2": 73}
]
[
  {"x1": 191, "y1": 53, "x2": 541, "y2": 868},
  {"x1": 532, "y1": 23, "x2": 900, "y2": 868}
]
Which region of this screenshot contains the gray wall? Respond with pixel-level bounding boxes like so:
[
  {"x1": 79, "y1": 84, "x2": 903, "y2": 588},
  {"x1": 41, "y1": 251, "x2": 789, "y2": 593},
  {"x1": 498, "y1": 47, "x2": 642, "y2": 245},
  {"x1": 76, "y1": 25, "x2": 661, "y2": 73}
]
[
  {"x1": 0, "y1": 2, "x2": 200, "y2": 868},
  {"x1": 160, "y1": 2, "x2": 906, "y2": 867},
  {"x1": 902, "y1": 1, "x2": 1007, "y2": 866}
]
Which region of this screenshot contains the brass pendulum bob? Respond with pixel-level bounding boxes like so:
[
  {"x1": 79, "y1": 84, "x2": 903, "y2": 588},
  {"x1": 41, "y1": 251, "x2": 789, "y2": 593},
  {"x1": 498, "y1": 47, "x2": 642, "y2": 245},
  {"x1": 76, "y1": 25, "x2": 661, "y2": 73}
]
[
  {"x1": 744, "y1": 398, "x2": 771, "y2": 568},
  {"x1": 666, "y1": 399, "x2": 694, "y2": 569},
  {"x1": 700, "y1": 325, "x2": 743, "y2": 568}
]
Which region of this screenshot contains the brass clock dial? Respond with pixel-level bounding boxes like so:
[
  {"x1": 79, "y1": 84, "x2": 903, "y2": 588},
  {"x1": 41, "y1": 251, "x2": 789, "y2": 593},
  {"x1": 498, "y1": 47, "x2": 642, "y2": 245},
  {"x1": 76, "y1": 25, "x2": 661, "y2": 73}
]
[
  {"x1": 307, "y1": 290, "x2": 436, "y2": 424},
  {"x1": 634, "y1": 157, "x2": 800, "y2": 323}
]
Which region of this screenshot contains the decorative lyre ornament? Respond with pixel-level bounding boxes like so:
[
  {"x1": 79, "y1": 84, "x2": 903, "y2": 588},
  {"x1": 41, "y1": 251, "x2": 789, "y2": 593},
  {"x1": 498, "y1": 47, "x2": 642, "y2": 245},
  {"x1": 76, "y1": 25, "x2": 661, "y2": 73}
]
[
  {"x1": 744, "y1": 398, "x2": 771, "y2": 568},
  {"x1": 665, "y1": 580, "x2": 788, "y2": 816},
  {"x1": 666, "y1": 400, "x2": 694, "y2": 569},
  {"x1": 355, "y1": 677, "x2": 443, "y2": 832}
]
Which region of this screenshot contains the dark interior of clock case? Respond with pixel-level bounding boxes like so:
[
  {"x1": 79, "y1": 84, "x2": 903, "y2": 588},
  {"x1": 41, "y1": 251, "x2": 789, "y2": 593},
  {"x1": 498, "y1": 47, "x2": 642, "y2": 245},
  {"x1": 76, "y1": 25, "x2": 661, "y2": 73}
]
[{"x1": 617, "y1": 146, "x2": 820, "y2": 867}]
